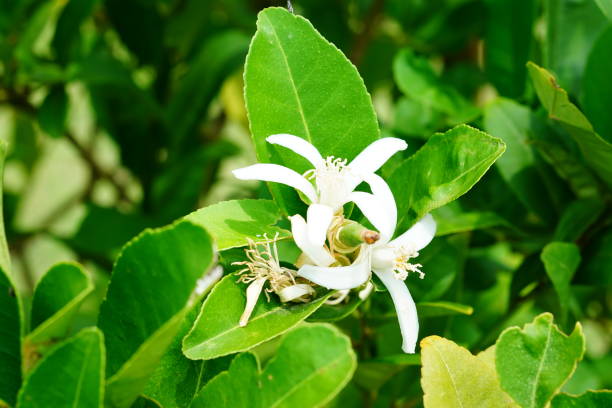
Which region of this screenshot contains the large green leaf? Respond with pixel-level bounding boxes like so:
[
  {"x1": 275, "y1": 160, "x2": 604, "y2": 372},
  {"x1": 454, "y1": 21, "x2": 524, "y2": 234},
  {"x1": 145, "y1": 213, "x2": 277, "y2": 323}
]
[
  {"x1": 551, "y1": 390, "x2": 612, "y2": 407},
  {"x1": 184, "y1": 199, "x2": 290, "y2": 251},
  {"x1": 393, "y1": 49, "x2": 479, "y2": 124},
  {"x1": 388, "y1": 124, "x2": 505, "y2": 230},
  {"x1": 191, "y1": 324, "x2": 356, "y2": 408},
  {"x1": 583, "y1": 26, "x2": 612, "y2": 142},
  {"x1": 97, "y1": 220, "x2": 214, "y2": 408},
  {"x1": 23, "y1": 262, "x2": 93, "y2": 371},
  {"x1": 541, "y1": 243, "x2": 580, "y2": 323},
  {"x1": 527, "y1": 62, "x2": 612, "y2": 188},
  {"x1": 496, "y1": 313, "x2": 585, "y2": 408},
  {"x1": 484, "y1": 0, "x2": 536, "y2": 97},
  {"x1": 420, "y1": 336, "x2": 517, "y2": 408},
  {"x1": 183, "y1": 274, "x2": 329, "y2": 360},
  {"x1": 17, "y1": 328, "x2": 105, "y2": 408},
  {"x1": 484, "y1": 98, "x2": 564, "y2": 225},
  {"x1": 244, "y1": 7, "x2": 379, "y2": 214},
  {"x1": 595, "y1": 0, "x2": 612, "y2": 20}
]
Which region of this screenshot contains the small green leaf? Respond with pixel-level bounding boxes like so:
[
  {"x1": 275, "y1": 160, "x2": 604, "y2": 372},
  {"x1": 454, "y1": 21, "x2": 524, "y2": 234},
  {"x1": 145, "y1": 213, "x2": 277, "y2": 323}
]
[
  {"x1": 183, "y1": 274, "x2": 329, "y2": 360},
  {"x1": 307, "y1": 294, "x2": 363, "y2": 322},
  {"x1": 551, "y1": 390, "x2": 612, "y2": 407},
  {"x1": 51, "y1": 0, "x2": 98, "y2": 64},
  {"x1": 191, "y1": 324, "x2": 356, "y2": 408},
  {"x1": 388, "y1": 124, "x2": 505, "y2": 229},
  {"x1": 23, "y1": 262, "x2": 93, "y2": 371},
  {"x1": 527, "y1": 62, "x2": 612, "y2": 188},
  {"x1": 496, "y1": 313, "x2": 585, "y2": 408},
  {"x1": 17, "y1": 328, "x2": 105, "y2": 408},
  {"x1": 394, "y1": 49, "x2": 479, "y2": 124},
  {"x1": 541, "y1": 243, "x2": 580, "y2": 324},
  {"x1": 554, "y1": 198, "x2": 604, "y2": 242},
  {"x1": 421, "y1": 336, "x2": 517, "y2": 408},
  {"x1": 98, "y1": 220, "x2": 214, "y2": 408},
  {"x1": 184, "y1": 199, "x2": 290, "y2": 251},
  {"x1": 583, "y1": 26, "x2": 612, "y2": 142},
  {"x1": 244, "y1": 7, "x2": 379, "y2": 214},
  {"x1": 354, "y1": 354, "x2": 421, "y2": 391}
]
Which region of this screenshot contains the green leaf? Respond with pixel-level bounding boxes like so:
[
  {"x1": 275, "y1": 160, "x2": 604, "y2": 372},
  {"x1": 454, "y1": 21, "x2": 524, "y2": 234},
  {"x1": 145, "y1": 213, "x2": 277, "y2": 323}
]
[
  {"x1": 496, "y1": 312, "x2": 585, "y2": 408},
  {"x1": 167, "y1": 31, "x2": 248, "y2": 156},
  {"x1": 420, "y1": 336, "x2": 518, "y2": 408},
  {"x1": 192, "y1": 324, "x2": 356, "y2": 408},
  {"x1": 595, "y1": 0, "x2": 612, "y2": 20},
  {"x1": 97, "y1": 220, "x2": 214, "y2": 408},
  {"x1": 307, "y1": 294, "x2": 363, "y2": 322},
  {"x1": 582, "y1": 227, "x2": 612, "y2": 286},
  {"x1": 583, "y1": 27, "x2": 612, "y2": 142},
  {"x1": 545, "y1": 0, "x2": 608, "y2": 95},
  {"x1": 551, "y1": 390, "x2": 612, "y2": 407},
  {"x1": 433, "y1": 207, "x2": 509, "y2": 236},
  {"x1": 554, "y1": 198, "x2": 604, "y2": 242},
  {"x1": 183, "y1": 274, "x2": 329, "y2": 360},
  {"x1": 483, "y1": 98, "x2": 564, "y2": 224},
  {"x1": 51, "y1": 0, "x2": 98, "y2": 64},
  {"x1": 417, "y1": 301, "x2": 473, "y2": 318},
  {"x1": 17, "y1": 328, "x2": 105, "y2": 408},
  {"x1": 527, "y1": 62, "x2": 612, "y2": 188},
  {"x1": 388, "y1": 124, "x2": 505, "y2": 229},
  {"x1": 393, "y1": 49, "x2": 479, "y2": 124},
  {"x1": 484, "y1": 0, "x2": 536, "y2": 97},
  {"x1": 0, "y1": 140, "x2": 22, "y2": 407},
  {"x1": 541, "y1": 243, "x2": 581, "y2": 323},
  {"x1": 142, "y1": 303, "x2": 206, "y2": 408},
  {"x1": 0, "y1": 270, "x2": 21, "y2": 407},
  {"x1": 354, "y1": 354, "x2": 421, "y2": 391},
  {"x1": 184, "y1": 199, "x2": 290, "y2": 251},
  {"x1": 244, "y1": 7, "x2": 379, "y2": 214},
  {"x1": 37, "y1": 86, "x2": 68, "y2": 139},
  {"x1": 23, "y1": 262, "x2": 93, "y2": 370}
]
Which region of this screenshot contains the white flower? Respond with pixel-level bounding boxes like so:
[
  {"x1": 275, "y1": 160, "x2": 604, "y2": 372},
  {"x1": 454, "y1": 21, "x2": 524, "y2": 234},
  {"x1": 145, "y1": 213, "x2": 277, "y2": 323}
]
[
  {"x1": 296, "y1": 174, "x2": 436, "y2": 353},
  {"x1": 233, "y1": 134, "x2": 407, "y2": 267}
]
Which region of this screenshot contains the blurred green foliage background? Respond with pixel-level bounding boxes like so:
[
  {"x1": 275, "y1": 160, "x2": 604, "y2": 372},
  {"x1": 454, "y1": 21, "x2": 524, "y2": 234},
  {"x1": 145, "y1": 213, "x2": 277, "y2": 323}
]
[{"x1": 1, "y1": 0, "x2": 610, "y2": 405}]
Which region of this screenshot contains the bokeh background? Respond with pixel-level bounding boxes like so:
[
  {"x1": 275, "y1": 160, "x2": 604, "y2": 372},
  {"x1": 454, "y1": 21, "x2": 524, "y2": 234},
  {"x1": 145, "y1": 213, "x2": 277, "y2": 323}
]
[{"x1": 1, "y1": 0, "x2": 610, "y2": 404}]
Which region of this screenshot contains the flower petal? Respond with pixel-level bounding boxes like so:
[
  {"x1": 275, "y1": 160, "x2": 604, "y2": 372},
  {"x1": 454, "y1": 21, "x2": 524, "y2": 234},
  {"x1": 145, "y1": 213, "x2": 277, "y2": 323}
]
[
  {"x1": 233, "y1": 163, "x2": 317, "y2": 203},
  {"x1": 278, "y1": 284, "x2": 314, "y2": 302},
  {"x1": 239, "y1": 277, "x2": 266, "y2": 327},
  {"x1": 306, "y1": 204, "x2": 334, "y2": 247},
  {"x1": 348, "y1": 137, "x2": 407, "y2": 179},
  {"x1": 266, "y1": 134, "x2": 324, "y2": 168},
  {"x1": 390, "y1": 213, "x2": 436, "y2": 251},
  {"x1": 349, "y1": 191, "x2": 396, "y2": 244},
  {"x1": 373, "y1": 268, "x2": 419, "y2": 353},
  {"x1": 290, "y1": 214, "x2": 335, "y2": 267},
  {"x1": 298, "y1": 247, "x2": 371, "y2": 290}
]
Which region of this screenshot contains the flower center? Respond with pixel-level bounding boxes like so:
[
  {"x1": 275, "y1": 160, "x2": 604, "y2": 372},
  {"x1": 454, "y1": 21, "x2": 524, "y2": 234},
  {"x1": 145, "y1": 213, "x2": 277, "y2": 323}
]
[
  {"x1": 392, "y1": 246, "x2": 424, "y2": 281},
  {"x1": 233, "y1": 234, "x2": 298, "y2": 300},
  {"x1": 305, "y1": 156, "x2": 354, "y2": 210}
]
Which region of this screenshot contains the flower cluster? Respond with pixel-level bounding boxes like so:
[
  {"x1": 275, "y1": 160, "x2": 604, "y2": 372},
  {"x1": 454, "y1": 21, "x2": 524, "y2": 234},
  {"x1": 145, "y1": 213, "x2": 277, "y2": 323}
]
[{"x1": 232, "y1": 134, "x2": 436, "y2": 353}]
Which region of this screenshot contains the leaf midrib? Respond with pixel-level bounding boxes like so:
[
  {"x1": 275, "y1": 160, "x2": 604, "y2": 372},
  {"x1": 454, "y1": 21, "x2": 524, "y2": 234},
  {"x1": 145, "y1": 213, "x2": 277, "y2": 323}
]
[
  {"x1": 529, "y1": 322, "x2": 553, "y2": 408},
  {"x1": 431, "y1": 340, "x2": 465, "y2": 408},
  {"x1": 261, "y1": 13, "x2": 313, "y2": 144}
]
